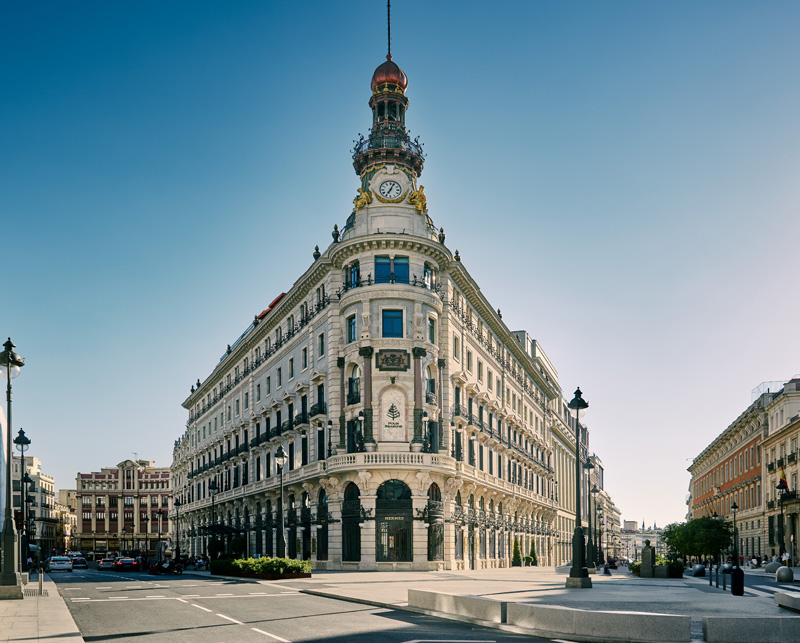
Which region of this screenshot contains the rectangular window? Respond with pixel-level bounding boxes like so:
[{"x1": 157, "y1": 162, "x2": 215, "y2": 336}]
[
  {"x1": 466, "y1": 350, "x2": 472, "y2": 372},
  {"x1": 382, "y1": 309, "x2": 403, "y2": 338},
  {"x1": 318, "y1": 333, "x2": 325, "y2": 356},
  {"x1": 453, "y1": 334, "x2": 460, "y2": 359},
  {"x1": 277, "y1": 368, "x2": 282, "y2": 387},
  {"x1": 478, "y1": 360, "x2": 483, "y2": 381},
  {"x1": 266, "y1": 376, "x2": 271, "y2": 394},
  {"x1": 302, "y1": 348, "x2": 308, "y2": 369},
  {"x1": 289, "y1": 358, "x2": 294, "y2": 379},
  {"x1": 428, "y1": 317, "x2": 436, "y2": 344},
  {"x1": 235, "y1": 399, "x2": 240, "y2": 415},
  {"x1": 347, "y1": 315, "x2": 357, "y2": 343},
  {"x1": 256, "y1": 384, "x2": 261, "y2": 402},
  {"x1": 394, "y1": 256, "x2": 409, "y2": 283},
  {"x1": 488, "y1": 370, "x2": 493, "y2": 390},
  {"x1": 244, "y1": 392, "x2": 249, "y2": 409},
  {"x1": 375, "y1": 256, "x2": 391, "y2": 283}
]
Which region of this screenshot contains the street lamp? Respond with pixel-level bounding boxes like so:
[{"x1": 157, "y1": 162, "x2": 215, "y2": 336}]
[
  {"x1": 731, "y1": 501, "x2": 738, "y2": 567},
  {"x1": 13, "y1": 429, "x2": 31, "y2": 572},
  {"x1": 589, "y1": 482, "x2": 599, "y2": 566},
  {"x1": 142, "y1": 515, "x2": 149, "y2": 566},
  {"x1": 173, "y1": 499, "x2": 182, "y2": 562},
  {"x1": 777, "y1": 480, "x2": 788, "y2": 563},
  {"x1": 566, "y1": 387, "x2": 591, "y2": 589},
  {"x1": 275, "y1": 445, "x2": 288, "y2": 557},
  {"x1": 121, "y1": 528, "x2": 127, "y2": 556},
  {"x1": 208, "y1": 479, "x2": 219, "y2": 558},
  {"x1": 1, "y1": 338, "x2": 25, "y2": 598}
]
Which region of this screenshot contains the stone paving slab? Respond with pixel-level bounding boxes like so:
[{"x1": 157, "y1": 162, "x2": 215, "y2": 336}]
[{"x1": 0, "y1": 575, "x2": 84, "y2": 642}]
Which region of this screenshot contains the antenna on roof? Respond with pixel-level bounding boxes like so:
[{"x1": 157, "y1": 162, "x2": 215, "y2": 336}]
[
  {"x1": 387, "y1": 0, "x2": 391, "y2": 59},
  {"x1": 132, "y1": 452, "x2": 138, "y2": 462}
]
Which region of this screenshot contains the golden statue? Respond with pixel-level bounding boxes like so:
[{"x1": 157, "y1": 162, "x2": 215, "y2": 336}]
[
  {"x1": 407, "y1": 185, "x2": 427, "y2": 215},
  {"x1": 353, "y1": 188, "x2": 373, "y2": 212}
]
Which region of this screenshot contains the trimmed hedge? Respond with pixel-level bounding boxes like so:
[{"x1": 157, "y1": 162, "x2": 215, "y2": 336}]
[{"x1": 210, "y1": 556, "x2": 312, "y2": 577}]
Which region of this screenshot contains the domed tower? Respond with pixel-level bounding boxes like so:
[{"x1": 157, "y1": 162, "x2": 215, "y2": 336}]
[
  {"x1": 352, "y1": 55, "x2": 424, "y2": 182},
  {"x1": 344, "y1": 52, "x2": 434, "y2": 242}
]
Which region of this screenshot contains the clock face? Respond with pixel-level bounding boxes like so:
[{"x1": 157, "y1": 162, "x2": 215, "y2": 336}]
[{"x1": 379, "y1": 180, "x2": 402, "y2": 199}]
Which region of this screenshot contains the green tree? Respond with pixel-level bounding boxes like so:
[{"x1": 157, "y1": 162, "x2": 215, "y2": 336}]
[
  {"x1": 661, "y1": 522, "x2": 689, "y2": 561},
  {"x1": 529, "y1": 539, "x2": 538, "y2": 566},
  {"x1": 512, "y1": 538, "x2": 522, "y2": 567},
  {"x1": 664, "y1": 517, "x2": 733, "y2": 563}
]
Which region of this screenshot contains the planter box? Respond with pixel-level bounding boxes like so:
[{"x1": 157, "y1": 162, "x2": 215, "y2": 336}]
[{"x1": 236, "y1": 571, "x2": 312, "y2": 580}]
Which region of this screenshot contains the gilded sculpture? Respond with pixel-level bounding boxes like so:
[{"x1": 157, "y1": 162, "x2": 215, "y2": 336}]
[
  {"x1": 407, "y1": 185, "x2": 427, "y2": 215},
  {"x1": 353, "y1": 187, "x2": 373, "y2": 212}
]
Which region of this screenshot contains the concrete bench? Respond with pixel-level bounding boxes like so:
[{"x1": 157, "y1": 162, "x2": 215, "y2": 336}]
[
  {"x1": 506, "y1": 603, "x2": 691, "y2": 642},
  {"x1": 702, "y1": 616, "x2": 800, "y2": 643},
  {"x1": 407, "y1": 589, "x2": 505, "y2": 623},
  {"x1": 775, "y1": 591, "x2": 800, "y2": 613}
]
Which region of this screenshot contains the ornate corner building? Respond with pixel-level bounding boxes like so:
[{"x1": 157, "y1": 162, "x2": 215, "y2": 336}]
[{"x1": 171, "y1": 52, "x2": 605, "y2": 570}]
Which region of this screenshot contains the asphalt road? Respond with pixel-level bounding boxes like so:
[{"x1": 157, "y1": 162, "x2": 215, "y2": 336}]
[{"x1": 52, "y1": 568, "x2": 548, "y2": 643}]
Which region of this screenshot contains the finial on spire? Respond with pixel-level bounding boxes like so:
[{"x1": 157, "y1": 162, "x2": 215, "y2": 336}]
[{"x1": 387, "y1": 0, "x2": 391, "y2": 59}]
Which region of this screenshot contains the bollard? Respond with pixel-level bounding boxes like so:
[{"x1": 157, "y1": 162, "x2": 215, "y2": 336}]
[
  {"x1": 731, "y1": 567, "x2": 744, "y2": 596},
  {"x1": 38, "y1": 566, "x2": 43, "y2": 596},
  {"x1": 722, "y1": 568, "x2": 727, "y2": 591},
  {"x1": 709, "y1": 565, "x2": 713, "y2": 586},
  {"x1": 715, "y1": 566, "x2": 720, "y2": 588}
]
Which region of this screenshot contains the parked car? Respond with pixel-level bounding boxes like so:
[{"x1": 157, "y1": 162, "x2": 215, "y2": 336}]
[
  {"x1": 114, "y1": 557, "x2": 139, "y2": 572},
  {"x1": 97, "y1": 558, "x2": 116, "y2": 570},
  {"x1": 45, "y1": 556, "x2": 73, "y2": 572},
  {"x1": 70, "y1": 556, "x2": 88, "y2": 569}
]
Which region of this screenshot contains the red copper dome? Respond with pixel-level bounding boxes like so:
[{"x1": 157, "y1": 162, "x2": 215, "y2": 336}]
[{"x1": 371, "y1": 55, "x2": 407, "y2": 92}]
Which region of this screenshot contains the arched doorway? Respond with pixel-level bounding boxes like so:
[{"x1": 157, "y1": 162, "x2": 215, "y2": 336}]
[
  {"x1": 342, "y1": 483, "x2": 361, "y2": 562},
  {"x1": 427, "y1": 483, "x2": 444, "y2": 561},
  {"x1": 454, "y1": 491, "x2": 464, "y2": 561},
  {"x1": 317, "y1": 489, "x2": 328, "y2": 561},
  {"x1": 376, "y1": 480, "x2": 413, "y2": 562},
  {"x1": 301, "y1": 492, "x2": 312, "y2": 560}
]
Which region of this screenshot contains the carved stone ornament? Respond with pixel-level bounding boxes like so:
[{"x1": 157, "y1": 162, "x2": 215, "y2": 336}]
[
  {"x1": 375, "y1": 349, "x2": 411, "y2": 372},
  {"x1": 353, "y1": 188, "x2": 373, "y2": 212},
  {"x1": 357, "y1": 469, "x2": 373, "y2": 491},
  {"x1": 416, "y1": 470, "x2": 432, "y2": 493}
]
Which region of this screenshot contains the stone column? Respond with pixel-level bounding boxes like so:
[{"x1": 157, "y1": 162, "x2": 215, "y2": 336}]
[
  {"x1": 437, "y1": 357, "x2": 446, "y2": 450},
  {"x1": 360, "y1": 495, "x2": 377, "y2": 570},
  {"x1": 359, "y1": 346, "x2": 375, "y2": 446},
  {"x1": 337, "y1": 356, "x2": 346, "y2": 451},
  {"x1": 412, "y1": 492, "x2": 430, "y2": 570},
  {"x1": 412, "y1": 347, "x2": 427, "y2": 447}
]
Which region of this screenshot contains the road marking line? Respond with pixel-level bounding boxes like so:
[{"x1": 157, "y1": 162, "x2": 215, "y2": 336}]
[
  {"x1": 217, "y1": 614, "x2": 244, "y2": 625},
  {"x1": 279, "y1": 591, "x2": 298, "y2": 594},
  {"x1": 251, "y1": 627, "x2": 291, "y2": 642},
  {"x1": 183, "y1": 594, "x2": 201, "y2": 598},
  {"x1": 192, "y1": 604, "x2": 212, "y2": 612},
  {"x1": 182, "y1": 584, "x2": 199, "y2": 587},
  {"x1": 552, "y1": 640, "x2": 578, "y2": 643},
  {"x1": 146, "y1": 595, "x2": 166, "y2": 598},
  {"x1": 216, "y1": 593, "x2": 234, "y2": 596},
  {"x1": 71, "y1": 598, "x2": 91, "y2": 601},
  {"x1": 108, "y1": 597, "x2": 129, "y2": 600},
  {"x1": 95, "y1": 587, "x2": 112, "y2": 590},
  {"x1": 744, "y1": 588, "x2": 773, "y2": 597},
  {"x1": 176, "y1": 598, "x2": 188, "y2": 603},
  {"x1": 248, "y1": 592, "x2": 269, "y2": 595}
]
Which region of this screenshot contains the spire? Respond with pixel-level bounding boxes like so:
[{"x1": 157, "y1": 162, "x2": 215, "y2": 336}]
[{"x1": 352, "y1": 3, "x2": 425, "y2": 180}]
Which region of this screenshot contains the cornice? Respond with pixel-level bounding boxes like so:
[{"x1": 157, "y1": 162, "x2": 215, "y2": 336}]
[{"x1": 328, "y1": 233, "x2": 452, "y2": 270}]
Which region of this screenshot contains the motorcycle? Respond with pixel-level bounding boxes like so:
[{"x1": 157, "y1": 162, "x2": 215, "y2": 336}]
[{"x1": 149, "y1": 560, "x2": 184, "y2": 575}]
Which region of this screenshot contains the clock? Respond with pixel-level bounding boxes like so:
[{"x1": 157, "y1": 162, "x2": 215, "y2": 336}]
[{"x1": 379, "y1": 180, "x2": 402, "y2": 199}]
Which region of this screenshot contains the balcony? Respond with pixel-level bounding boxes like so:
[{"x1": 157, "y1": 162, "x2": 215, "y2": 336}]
[
  {"x1": 281, "y1": 419, "x2": 293, "y2": 433},
  {"x1": 425, "y1": 392, "x2": 437, "y2": 406},
  {"x1": 767, "y1": 462, "x2": 776, "y2": 472},
  {"x1": 767, "y1": 500, "x2": 775, "y2": 509},
  {"x1": 294, "y1": 412, "x2": 309, "y2": 427},
  {"x1": 310, "y1": 402, "x2": 327, "y2": 417},
  {"x1": 789, "y1": 452, "x2": 797, "y2": 464},
  {"x1": 453, "y1": 403, "x2": 468, "y2": 417}
]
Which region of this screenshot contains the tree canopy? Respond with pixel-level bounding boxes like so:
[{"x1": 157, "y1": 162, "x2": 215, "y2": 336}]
[{"x1": 661, "y1": 517, "x2": 733, "y2": 560}]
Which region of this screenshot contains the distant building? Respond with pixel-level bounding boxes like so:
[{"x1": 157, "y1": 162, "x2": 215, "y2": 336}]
[
  {"x1": 12, "y1": 456, "x2": 57, "y2": 557},
  {"x1": 688, "y1": 377, "x2": 800, "y2": 563},
  {"x1": 75, "y1": 459, "x2": 171, "y2": 559},
  {"x1": 619, "y1": 522, "x2": 664, "y2": 561}
]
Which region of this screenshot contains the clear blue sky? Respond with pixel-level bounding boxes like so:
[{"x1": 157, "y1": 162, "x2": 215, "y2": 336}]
[{"x1": 3, "y1": 1, "x2": 799, "y2": 528}]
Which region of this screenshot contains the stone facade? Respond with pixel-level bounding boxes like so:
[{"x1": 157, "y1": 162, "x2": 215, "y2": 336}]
[{"x1": 171, "y1": 52, "x2": 614, "y2": 570}]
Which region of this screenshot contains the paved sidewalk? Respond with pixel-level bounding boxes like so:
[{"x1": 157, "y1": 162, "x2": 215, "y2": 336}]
[{"x1": 0, "y1": 573, "x2": 84, "y2": 643}]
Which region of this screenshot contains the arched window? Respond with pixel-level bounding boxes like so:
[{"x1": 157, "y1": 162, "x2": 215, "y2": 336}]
[{"x1": 346, "y1": 261, "x2": 360, "y2": 288}]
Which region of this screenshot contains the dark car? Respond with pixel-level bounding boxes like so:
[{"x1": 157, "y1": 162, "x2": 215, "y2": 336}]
[
  {"x1": 114, "y1": 557, "x2": 140, "y2": 572},
  {"x1": 70, "y1": 556, "x2": 88, "y2": 569}
]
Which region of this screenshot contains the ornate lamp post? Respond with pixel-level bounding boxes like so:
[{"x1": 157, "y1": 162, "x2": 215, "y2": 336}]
[
  {"x1": 121, "y1": 528, "x2": 127, "y2": 556},
  {"x1": 173, "y1": 499, "x2": 182, "y2": 562},
  {"x1": 208, "y1": 479, "x2": 219, "y2": 558},
  {"x1": 731, "y1": 501, "x2": 738, "y2": 566},
  {"x1": 275, "y1": 445, "x2": 288, "y2": 557},
  {"x1": 1, "y1": 338, "x2": 25, "y2": 598},
  {"x1": 142, "y1": 515, "x2": 149, "y2": 567},
  {"x1": 566, "y1": 388, "x2": 591, "y2": 588},
  {"x1": 13, "y1": 429, "x2": 31, "y2": 572},
  {"x1": 777, "y1": 480, "x2": 788, "y2": 563}
]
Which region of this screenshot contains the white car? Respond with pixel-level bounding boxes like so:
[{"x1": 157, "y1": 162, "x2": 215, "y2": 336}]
[{"x1": 45, "y1": 556, "x2": 73, "y2": 572}]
